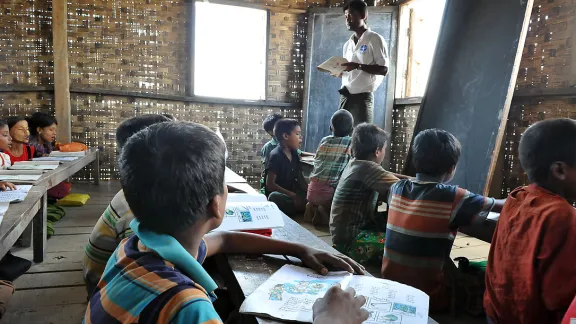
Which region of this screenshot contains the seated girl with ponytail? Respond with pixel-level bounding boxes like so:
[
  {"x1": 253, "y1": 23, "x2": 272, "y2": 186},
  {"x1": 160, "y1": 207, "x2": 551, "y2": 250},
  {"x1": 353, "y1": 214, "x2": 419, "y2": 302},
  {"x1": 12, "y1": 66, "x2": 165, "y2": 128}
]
[{"x1": 27, "y1": 112, "x2": 57, "y2": 157}]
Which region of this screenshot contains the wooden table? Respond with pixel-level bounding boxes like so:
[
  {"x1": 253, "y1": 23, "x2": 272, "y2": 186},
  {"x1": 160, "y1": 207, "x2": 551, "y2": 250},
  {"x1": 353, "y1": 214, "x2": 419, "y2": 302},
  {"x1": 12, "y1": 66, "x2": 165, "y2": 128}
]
[
  {"x1": 12, "y1": 148, "x2": 100, "y2": 261},
  {"x1": 226, "y1": 167, "x2": 259, "y2": 195},
  {"x1": 217, "y1": 213, "x2": 438, "y2": 324},
  {"x1": 30, "y1": 148, "x2": 100, "y2": 188},
  {"x1": 0, "y1": 186, "x2": 47, "y2": 262}
]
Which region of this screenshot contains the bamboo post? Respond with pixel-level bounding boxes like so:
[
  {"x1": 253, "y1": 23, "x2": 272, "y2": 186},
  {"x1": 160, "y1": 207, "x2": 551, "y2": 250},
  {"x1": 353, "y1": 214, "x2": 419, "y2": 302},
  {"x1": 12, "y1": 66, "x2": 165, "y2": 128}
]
[{"x1": 52, "y1": 0, "x2": 72, "y2": 143}]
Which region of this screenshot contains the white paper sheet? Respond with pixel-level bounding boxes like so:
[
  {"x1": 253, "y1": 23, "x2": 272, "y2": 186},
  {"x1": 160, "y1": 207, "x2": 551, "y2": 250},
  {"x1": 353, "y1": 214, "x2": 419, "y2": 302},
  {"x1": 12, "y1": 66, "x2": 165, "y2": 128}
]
[
  {"x1": 240, "y1": 265, "x2": 430, "y2": 324},
  {"x1": 0, "y1": 202, "x2": 9, "y2": 225},
  {"x1": 240, "y1": 265, "x2": 353, "y2": 323},
  {"x1": 33, "y1": 156, "x2": 78, "y2": 162},
  {"x1": 347, "y1": 276, "x2": 430, "y2": 324},
  {"x1": 225, "y1": 167, "x2": 247, "y2": 183},
  {"x1": 50, "y1": 150, "x2": 86, "y2": 157},
  {"x1": 317, "y1": 56, "x2": 348, "y2": 76},
  {"x1": 10, "y1": 163, "x2": 58, "y2": 170},
  {"x1": 0, "y1": 185, "x2": 33, "y2": 203},
  {"x1": 213, "y1": 201, "x2": 284, "y2": 231},
  {"x1": 487, "y1": 212, "x2": 500, "y2": 221}
]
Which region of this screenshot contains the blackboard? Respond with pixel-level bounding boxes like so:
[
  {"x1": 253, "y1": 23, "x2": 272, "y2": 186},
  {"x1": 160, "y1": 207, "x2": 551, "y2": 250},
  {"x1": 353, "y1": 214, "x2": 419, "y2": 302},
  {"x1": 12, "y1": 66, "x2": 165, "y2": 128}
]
[
  {"x1": 405, "y1": 0, "x2": 532, "y2": 195},
  {"x1": 303, "y1": 7, "x2": 397, "y2": 154}
]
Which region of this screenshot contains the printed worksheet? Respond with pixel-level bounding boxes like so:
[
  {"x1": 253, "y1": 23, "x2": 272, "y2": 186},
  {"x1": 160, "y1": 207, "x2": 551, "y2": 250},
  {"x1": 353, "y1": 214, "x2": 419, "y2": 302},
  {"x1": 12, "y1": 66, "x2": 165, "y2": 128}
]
[
  {"x1": 213, "y1": 201, "x2": 284, "y2": 231},
  {"x1": 240, "y1": 265, "x2": 430, "y2": 324},
  {"x1": 0, "y1": 185, "x2": 33, "y2": 203}
]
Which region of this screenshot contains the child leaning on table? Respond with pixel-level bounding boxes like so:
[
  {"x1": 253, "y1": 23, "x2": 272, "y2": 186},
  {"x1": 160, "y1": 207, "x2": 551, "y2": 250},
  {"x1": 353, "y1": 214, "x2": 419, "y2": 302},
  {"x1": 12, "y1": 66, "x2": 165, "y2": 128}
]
[
  {"x1": 27, "y1": 112, "x2": 57, "y2": 157},
  {"x1": 82, "y1": 114, "x2": 173, "y2": 295},
  {"x1": 84, "y1": 121, "x2": 363, "y2": 324},
  {"x1": 484, "y1": 119, "x2": 576, "y2": 324},
  {"x1": 382, "y1": 128, "x2": 504, "y2": 313}
]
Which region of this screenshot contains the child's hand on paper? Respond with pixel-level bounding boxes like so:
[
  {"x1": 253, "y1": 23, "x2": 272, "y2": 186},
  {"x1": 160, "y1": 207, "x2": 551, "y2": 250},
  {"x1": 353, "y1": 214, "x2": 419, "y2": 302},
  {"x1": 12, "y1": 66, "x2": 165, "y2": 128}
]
[
  {"x1": 313, "y1": 285, "x2": 369, "y2": 324},
  {"x1": 341, "y1": 62, "x2": 360, "y2": 72},
  {"x1": 0, "y1": 182, "x2": 16, "y2": 191},
  {"x1": 298, "y1": 247, "x2": 365, "y2": 275}
]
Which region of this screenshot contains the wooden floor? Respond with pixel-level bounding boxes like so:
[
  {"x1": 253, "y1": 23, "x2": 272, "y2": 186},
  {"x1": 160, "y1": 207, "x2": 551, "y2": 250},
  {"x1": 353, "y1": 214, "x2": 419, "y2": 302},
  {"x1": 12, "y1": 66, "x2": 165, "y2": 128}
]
[
  {"x1": 2, "y1": 182, "x2": 120, "y2": 324},
  {"x1": 0, "y1": 181, "x2": 491, "y2": 324}
]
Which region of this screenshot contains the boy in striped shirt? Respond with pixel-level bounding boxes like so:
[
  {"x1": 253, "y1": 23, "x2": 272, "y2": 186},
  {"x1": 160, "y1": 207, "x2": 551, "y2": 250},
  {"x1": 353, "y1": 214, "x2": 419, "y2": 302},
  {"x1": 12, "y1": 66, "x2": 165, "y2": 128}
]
[
  {"x1": 382, "y1": 128, "x2": 505, "y2": 312},
  {"x1": 85, "y1": 122, "x2": 364, "y2": 324}
]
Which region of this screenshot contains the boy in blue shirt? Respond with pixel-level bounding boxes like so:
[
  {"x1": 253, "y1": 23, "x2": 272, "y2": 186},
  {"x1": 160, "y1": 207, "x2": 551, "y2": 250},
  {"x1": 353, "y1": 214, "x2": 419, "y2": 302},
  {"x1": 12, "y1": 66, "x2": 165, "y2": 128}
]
[{"x1": 85, "y1": 122, "x2": 363, "y2": 324}]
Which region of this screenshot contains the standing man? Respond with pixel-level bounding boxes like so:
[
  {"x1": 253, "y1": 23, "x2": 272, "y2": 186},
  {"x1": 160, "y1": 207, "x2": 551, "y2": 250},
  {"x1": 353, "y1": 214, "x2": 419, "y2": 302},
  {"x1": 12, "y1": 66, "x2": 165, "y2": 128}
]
[{"x1": 339, "y1": 0, "x2": 389, "y2": 125}]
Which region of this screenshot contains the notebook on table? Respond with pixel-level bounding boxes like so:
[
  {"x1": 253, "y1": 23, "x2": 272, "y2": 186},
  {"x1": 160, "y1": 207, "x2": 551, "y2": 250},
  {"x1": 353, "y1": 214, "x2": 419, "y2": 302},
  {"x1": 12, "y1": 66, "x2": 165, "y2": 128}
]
[
  {"x1": 0, "y1": 185, "x2": 33, "y2": 203},
  {"x1": 0, "y1": 170, "x2": 43, "y2": 181}
]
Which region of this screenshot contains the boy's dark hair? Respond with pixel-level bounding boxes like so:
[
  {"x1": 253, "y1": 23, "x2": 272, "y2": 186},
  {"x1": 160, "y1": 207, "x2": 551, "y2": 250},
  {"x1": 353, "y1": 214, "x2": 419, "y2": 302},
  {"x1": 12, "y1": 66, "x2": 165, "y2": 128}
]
[
  {"x1": 412, "y1": 128, "x2": 461, "y2": 176},
  {"x1": 351, "y1": 123, "x2": 388, "y2": 160},
  {"x1": 519, "y1": 118, "x2": 576, "y2": 183},
  {"x1": 27, "y1": 112, "x2": 57, "y2": 136},
  {"x1": 331, "y1": 110, "x2": 354, "y2": 137},
  {"x1": 7, "y1": 116, "x2": 26, "y2": 129},
  {"x1": 116, "y1": 114, "x2": 171, "y2": 149},
  {"x1": 274, "y1": 118, "x2": 299, "y2": 144},
  {"x1": 161, "y1": 113, "x2": 177, "y2": 121},
  {"x1": 0, "y1": 119, "x2": 7, "y2": 129},
  {"x1": 119, "y1": 122, "x2": 226, "y2": 236},
  {"x1": 263, "y1": 113, "x2": 283, "y2": 133},
  {"x1": 343, "y1": 0, "x2": 368, "y2": 16}
]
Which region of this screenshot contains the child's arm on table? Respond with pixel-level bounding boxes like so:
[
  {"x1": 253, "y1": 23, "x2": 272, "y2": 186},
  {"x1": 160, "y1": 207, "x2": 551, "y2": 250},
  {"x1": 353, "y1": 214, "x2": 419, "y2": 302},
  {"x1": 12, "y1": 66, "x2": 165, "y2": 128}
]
[
  {"x1": 0, "y1": 181, "x2": 16, "y2": 191},
  {"x1": 204, "y1": 231, "x2": 365, "y2": 275}
]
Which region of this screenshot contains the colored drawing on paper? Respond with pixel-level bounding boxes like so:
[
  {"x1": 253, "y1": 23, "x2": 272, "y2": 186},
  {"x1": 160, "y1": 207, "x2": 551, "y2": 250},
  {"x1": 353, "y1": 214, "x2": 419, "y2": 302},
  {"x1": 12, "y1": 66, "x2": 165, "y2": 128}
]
[
  {"x1": 240, "y1": 211, "x2": 253, "y2": 222},
  {"x1": 268, "y1": 280, "x2": 336, "y2": 301},
  {"x1": 392, "y1": 303, "x2": 416, "y2": 316},
  {"x1": 225, "y1": 209, "x2": 235, "y2": 216}
]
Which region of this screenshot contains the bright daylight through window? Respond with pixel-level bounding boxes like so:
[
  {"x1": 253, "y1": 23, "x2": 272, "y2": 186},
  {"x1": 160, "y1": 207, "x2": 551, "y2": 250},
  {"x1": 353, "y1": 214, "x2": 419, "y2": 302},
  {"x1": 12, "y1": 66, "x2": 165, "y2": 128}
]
[{"x1": 194, "y1": 2, "x2": 267, "y2": 100}]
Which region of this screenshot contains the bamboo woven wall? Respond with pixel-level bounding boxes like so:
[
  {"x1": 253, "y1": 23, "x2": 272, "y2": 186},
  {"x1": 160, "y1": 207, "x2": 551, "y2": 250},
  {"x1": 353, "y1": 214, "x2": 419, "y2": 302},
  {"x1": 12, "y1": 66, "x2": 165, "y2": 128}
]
[
  {"x1": 0, "y1": 1, "x2": 53, "y2": 86},
  {"x1": 502, "y1": 0, "x2": 576, "y2": 194},
  {"x1": 389, "y1": 103, "x2": 419, "y2": 173}
]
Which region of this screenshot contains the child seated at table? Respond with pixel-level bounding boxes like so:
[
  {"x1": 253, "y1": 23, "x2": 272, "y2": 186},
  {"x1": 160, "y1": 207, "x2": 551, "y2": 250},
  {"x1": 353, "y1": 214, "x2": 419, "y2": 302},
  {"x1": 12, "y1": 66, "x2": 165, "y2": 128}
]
[
  {"x1": 27, "y1": 112, "x2": 57, "y2": 157},
  {"x1": 382, "y1": 128, "x2": 504, "y2": 312},
  {"x1": 306, "y1": 110, "x2": 354, "y2": 225},
  {"x1": 330, "y1": 123, "x2": 403, "y2": 264},
  {"x1": 85, "y1": 121, "x2": 363, "y2": 323},
  {"x1": 260, "y1": 113, "x2": 312, "y2": 194},
  {"x1": 484, "y1": 119, "x2": 576, "y2": 324},
  {"x1": 83, "y1": 114, "x2": 173, "y2": 295},
  {"x1": 4, "y1": 116, "x2": 34, "y2": 163},
  {"x1": 265, "y1": 118, "x2": 308, "y2": 216}
]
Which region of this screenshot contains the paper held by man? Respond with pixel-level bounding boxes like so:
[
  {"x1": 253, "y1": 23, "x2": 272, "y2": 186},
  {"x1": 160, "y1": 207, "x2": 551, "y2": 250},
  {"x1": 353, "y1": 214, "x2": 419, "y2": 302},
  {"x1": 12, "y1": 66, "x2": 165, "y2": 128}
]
[{"x1": 317, "y1": 56, "x2": 348, "y2": 76}]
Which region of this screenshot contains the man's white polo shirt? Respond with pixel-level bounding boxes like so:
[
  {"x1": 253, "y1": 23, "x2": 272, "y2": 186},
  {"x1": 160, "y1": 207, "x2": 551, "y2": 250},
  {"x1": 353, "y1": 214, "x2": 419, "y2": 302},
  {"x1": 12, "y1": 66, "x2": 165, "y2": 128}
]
[{"x1": 342, "y1": 28, "x2": 389, "y2": 94}]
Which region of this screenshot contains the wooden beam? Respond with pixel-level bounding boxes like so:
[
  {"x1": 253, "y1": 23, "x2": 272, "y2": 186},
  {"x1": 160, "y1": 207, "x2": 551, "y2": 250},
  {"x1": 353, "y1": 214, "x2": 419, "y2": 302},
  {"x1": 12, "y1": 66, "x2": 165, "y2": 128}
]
[
  {"x1": 394, "y1": 96, "x2": 422, "y2": 105},
  {"x1": 484, "y1": 0, "x2": 534, "y2": 196},
  {"x1": 197, "y1": 0, "x2": 307, "y2": 14},
  {"x1": 513, "y1": 87, "x2": 576, "y2": 98},
  {"x1": 52, "y1": 0, "x2": 71, "y2": 143}
]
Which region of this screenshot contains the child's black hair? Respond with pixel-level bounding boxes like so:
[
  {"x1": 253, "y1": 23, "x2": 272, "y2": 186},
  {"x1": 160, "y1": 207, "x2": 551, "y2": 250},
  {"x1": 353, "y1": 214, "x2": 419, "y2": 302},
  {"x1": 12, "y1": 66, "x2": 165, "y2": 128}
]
[
  {"x1": 412, "y1": 128, "x2": 461, "y2": 177},
  {"x1": 331, "y1": 110, "x2": 354, "y2": 137},
  {"x1": 351, "y1": 123, "x2": 388, "y2": 160},
  {"x1": 343, "y1": 0, "x2": 367, "y2": 16},
  {"x1": 161, "y1": 113, "x2": 176, "y2": 121},
  {"x1": 27, "y1": 112, "x2": 57, "y2": 136},
  {"x1": 519, "y1": 118, "x2": 576, "y2": 183},
  {"x1": 116, "y1": 114, "x2": 171, "y2": 149},
  {"x1": 273, "y1": 118, "x2": 299, "y2": 145},
  {"x1": 263, "y1": 113, "x2": 283, "y2": 134},
  {"x1": 119, "y1": 122, "x2": 226, "y2": 236},
  {"x1": 6, "y1": 116, "x2": 26, "y2": 129},
  {"x1": 0, "y1": 120, "x2": 7, "y2": 129}
]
